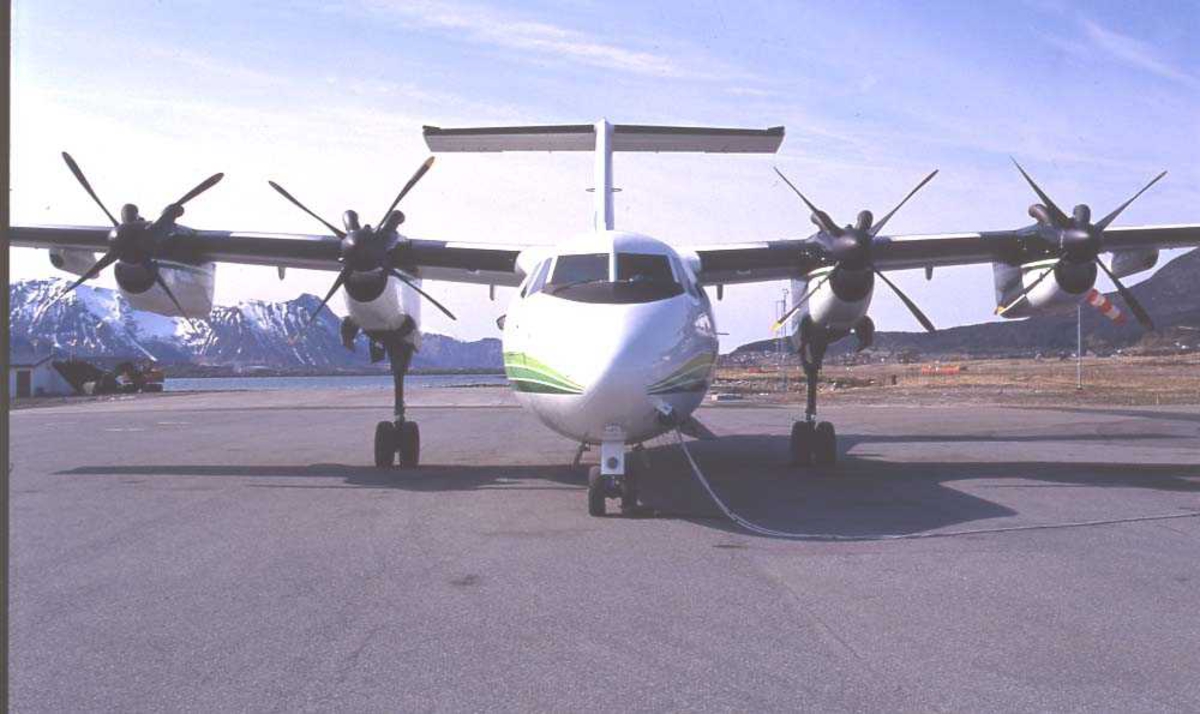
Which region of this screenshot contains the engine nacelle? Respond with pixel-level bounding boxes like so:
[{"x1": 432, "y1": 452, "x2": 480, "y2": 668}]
[
  {"x1": 786, "y1": 266, "x2": 873, "y2": 347},
  {"x1": 1109, "y1": 248, "x2": 1158, "y2": 280},
  {"x1": 119, "y1": 260, "x2": 216, "y2": 318},
  {"x1": 344, "y1": 271, "x2": 424, "y2": 348},
  {"x1": 993, "y1": 259, "x2": 1095, "y2": 319},
  {"x1": 49, "y1": 248, "x2": 98, "y2": 276}
]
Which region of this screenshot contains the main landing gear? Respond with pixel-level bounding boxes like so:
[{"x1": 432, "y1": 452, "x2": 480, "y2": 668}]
[
  {"x1": 344, "y1": 317, "x2": 422, "y2": 469},
  {"x1": 375, "y1": 420, "x2": 420, "y2": 468},
  {"x1": 790, "y1": 322, "x2": 838, "y2": 467}
]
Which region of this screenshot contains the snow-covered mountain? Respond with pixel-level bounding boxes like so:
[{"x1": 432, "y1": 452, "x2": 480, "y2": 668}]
[{"x1": 10, "y1": 278, "x2": 502, "y2": 370}]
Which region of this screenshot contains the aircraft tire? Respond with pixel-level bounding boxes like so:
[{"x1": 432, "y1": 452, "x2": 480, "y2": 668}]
[
  {"x1": 398, "y1": 421, "x2": 420, "y2": 468},
  {"x1": 374, "y1": 421, "x2": 396, "y2": 468},
  {"x1": 587, "y1": 466, "x2": 606, "y2": 517},
  {"x1": 620, "y1": 464, "x2": 639, "y2": 515},
  {"x1": 790, "y1": 421, "x2": 813, "y2": 466},
  {"x1": 814, "y1": 421, "x2": 837, "y2": 466}
]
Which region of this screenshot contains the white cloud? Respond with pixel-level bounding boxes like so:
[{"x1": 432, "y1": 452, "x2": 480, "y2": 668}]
[
  {"x1": 343, "y1": 0, "x2": 738, "y2": 79},
  {"x1": 1081, "y1": 18, "x2": 1199, "y2": 88}
]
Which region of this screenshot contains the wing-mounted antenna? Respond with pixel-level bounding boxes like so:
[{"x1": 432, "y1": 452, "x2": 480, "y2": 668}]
[{"x1": 423, "y1": 120, "x2": 785, "y2": 232}]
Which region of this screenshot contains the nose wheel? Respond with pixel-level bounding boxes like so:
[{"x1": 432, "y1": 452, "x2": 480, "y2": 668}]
[
  {"x1": 586, "y1": 462, "x2": 640, "y2": 517},
  {"x1": 374, "y1": 420, "x2": 420, "y2": 468}
]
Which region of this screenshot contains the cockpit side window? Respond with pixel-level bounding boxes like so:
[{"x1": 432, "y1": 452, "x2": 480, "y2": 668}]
[
  {"x1": 616, "y1": 253, "x2": 677, "y2": 285},
  {"x1": 549, "y1": 253, "x2": 609, "y2": 287},
  {"x1": 524, "y1": 259, "x2": 552, "y2": 296}
]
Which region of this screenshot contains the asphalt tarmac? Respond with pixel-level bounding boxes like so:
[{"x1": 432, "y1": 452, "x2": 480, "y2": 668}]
[{"x1": 9, "y1": 388, "x2": 1200, "y2": 712}]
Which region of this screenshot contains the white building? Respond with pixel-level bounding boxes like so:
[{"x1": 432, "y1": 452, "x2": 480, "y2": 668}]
[{"x1": 9, "y1": 352, "x2": 74, "y2": 398}]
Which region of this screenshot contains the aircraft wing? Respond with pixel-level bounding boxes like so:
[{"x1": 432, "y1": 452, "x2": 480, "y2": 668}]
[
  {"x1": 9, "y1": 225, "x2": 529, "y2": 287},
  {"x1": 688, "y1": 224, "x2": 1200, "y2": 285}
]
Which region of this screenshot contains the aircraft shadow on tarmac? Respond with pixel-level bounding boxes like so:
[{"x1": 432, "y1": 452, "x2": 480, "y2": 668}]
[{"x1": 59, "y1": 430, "x2": 1200, "y2": 539}]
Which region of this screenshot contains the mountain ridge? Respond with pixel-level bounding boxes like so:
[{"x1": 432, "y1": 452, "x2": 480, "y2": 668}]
[{"x1": 10, "y1": 279, "x2": 503, "y2": 371}]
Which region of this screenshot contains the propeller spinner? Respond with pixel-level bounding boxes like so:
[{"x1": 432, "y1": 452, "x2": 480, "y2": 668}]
[
  {"x1": 771, "y1": 167, "x2": 939, "y2": 333},
  {"x1": 51, "y1": 151, "x2": 224, "y2": 322},
  {"x1": 998, "y1": 159, "x2": 1165, "y2": 330},
  {"x1": 267, "y1": 156, "x2": 456, "y2": 337}
]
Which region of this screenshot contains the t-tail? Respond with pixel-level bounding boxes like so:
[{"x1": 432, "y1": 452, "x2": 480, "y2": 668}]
[{"x1": 423, "y1": 119, "x2": 784, "y2": 231}]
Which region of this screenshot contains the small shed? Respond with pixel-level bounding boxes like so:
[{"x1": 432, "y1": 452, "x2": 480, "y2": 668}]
[{"x1": 9, "y1": 351, "x2": 74, "y2": 398}]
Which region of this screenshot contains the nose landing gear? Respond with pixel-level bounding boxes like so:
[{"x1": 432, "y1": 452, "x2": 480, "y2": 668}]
[
  {"x1": 586, "y1": 441, "x2": 644, "y2": 517},
  {"x1": 586, "y1": 465, "x2": 640, "y2": 517}
]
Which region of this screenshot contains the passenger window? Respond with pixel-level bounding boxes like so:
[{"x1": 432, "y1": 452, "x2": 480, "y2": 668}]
[
  {"x1": 617, "y1": 253, "x2": 676, "y2": 284},
  {"x1": 549, "y1": 253, "x2": 609, "y2": 287}
]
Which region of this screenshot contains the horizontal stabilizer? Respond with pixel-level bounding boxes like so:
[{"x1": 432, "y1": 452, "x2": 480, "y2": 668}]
[{"x1": 424, "y1": 123, "x2": 784, "y2": 153}]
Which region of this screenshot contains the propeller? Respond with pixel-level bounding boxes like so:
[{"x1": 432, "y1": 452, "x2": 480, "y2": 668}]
[
  {"x1": 50, "y1": 152, "x2": 223, "y2": 323},
  {"x1": 772, "y1": 167, "x2": 938, "y2": 333},
  {"x1": 998, "y1": 159, "x2": 1164, "y2": 330},
  {"x1": 268, "y1": 156, "x2": 455, "y2": 338}
]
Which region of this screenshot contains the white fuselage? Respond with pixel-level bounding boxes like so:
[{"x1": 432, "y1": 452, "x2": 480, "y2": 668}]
[{"x1": 502, "y1": 231, "x2": 719, "y2": 445}]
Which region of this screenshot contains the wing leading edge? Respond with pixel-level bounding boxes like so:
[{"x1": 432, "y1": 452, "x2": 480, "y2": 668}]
[
  {"x1": 688, "y1": 224, "x2": 1200, "y2": 285},
  {"x1": 9, "y1": 226, "x2": 529, "y2": 287}
]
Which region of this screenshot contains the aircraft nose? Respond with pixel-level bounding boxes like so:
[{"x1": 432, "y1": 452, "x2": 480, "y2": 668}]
[{"x1": 578, "y1": 302, "x2": 683, "y2": 427}]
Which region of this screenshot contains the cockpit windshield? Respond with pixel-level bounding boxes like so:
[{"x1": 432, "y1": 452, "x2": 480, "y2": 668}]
[
  {"x1": 548, "y1": 253, "x2": 609, "y2": 288},
  {"x1": 541, "y1": 252, "x2": 684, "y2": 304},
  {"x1": 616, "y1": 253, "x2": 674, "y2": 283}
]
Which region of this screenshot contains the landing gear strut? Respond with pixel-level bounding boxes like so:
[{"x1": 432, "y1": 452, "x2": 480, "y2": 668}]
[
  {"x1": 790, "y1": 322, "x2": 837, "y2": 467},
  {"x1": 344, "y1": 317, "x2": 422, "y2": 469},
  {"x1": 586, "y1": 444, "x2": 641, "y2": 517}
]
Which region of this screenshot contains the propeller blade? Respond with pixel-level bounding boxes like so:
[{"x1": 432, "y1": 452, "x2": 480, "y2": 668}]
[
  {"x1": 61, "y1": 152, "x2": 119, "y2": 227},
  {"x1": 153, "y1": 272, "x2": 199, "y2": 329},
  {"x1": 1010, "y1": 158, "x2": 1069, "y2": 228},
  {"x1": 771, "y1": 273, "x2": 831, "y2": 332},
  {"x1": 387, "y1": 268, "x2": 457, "y2": 321},
  {"x1": 53, "y1": 251, "x2": 121, "y2": 303},
  {"x1": 773, "y1": 167, "x2": 840, "y2": 235},
  {"x1": 873, "y1": 268, "x2": 936, "y2": 333},
  {"x1": 378, "y1": 156, "x2": 435, "y2": 227},
  {"x1": 995, "y1": 261, "x2": 1058, "y2": 317},
  {"x1": 173, "y1": 172, "x2": 225, "y2": 207},
  {"x1": 1095, "y1": 171, "x2": 1168, "y2": 231},
  {"x1": 268, "y1": 181, "x2": 346, "y2": 238},
  {"x1": 869, "y1": 169, "x2": 939, "y2": 236},
  {"x1": 289, "y1": 269, "x2": 350, "y2": 344},
  {"x1": 1095, "y1": 258, "x2": 1154, "y2": 330}
]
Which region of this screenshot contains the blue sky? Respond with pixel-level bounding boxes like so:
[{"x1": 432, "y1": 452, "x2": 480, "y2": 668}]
[{"x1": 11, "y1": 0, "x2": 1200, "y2": 350}]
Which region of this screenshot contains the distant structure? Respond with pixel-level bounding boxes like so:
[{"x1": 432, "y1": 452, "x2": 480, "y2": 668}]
[{"x1": 8, "y1": 350, "x2": 73, "y2": 398}]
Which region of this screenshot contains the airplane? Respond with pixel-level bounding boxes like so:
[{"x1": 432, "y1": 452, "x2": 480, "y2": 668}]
[{"x1": 10, "y1": 119, "x2": 1200, "y2": 518}]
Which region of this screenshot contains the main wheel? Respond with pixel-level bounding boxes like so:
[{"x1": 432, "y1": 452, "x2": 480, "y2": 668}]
[
  {"x1": 814, "y1": 421, "x2": 837, "y2": 466},
  {"x1": 374, "y1": 421, "x2": 396, "y2": 468},
  {"x1": 398, "y1": 421, "x2": 420, "y2": 468},
  {"x1": 587, "y1": 466, "x2": 606, "y2": 517},
  {"x1": 790, "y1": 421, "x2": 813, "y2": 466}
]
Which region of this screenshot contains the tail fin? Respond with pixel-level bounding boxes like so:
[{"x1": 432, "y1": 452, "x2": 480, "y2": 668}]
[{"x1": 423, "y1": 120, "x2": 784, "y2": 230}]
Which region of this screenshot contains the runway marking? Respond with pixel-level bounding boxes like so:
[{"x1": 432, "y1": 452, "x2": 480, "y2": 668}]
[{"x1": 103, "y1": 427, "x2": 146, "y2": 432}]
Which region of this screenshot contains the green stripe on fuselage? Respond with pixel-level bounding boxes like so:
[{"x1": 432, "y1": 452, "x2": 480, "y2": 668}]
[{"x1": 503, "y1": 352, "x2": 584, "y2": 395}]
